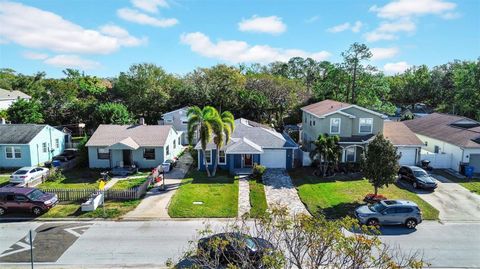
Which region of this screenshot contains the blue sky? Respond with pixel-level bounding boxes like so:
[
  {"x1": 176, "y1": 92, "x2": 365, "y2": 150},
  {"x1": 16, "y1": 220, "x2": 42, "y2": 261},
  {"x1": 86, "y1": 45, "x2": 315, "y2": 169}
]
[{"x1": 0, "y1": 0, "x2": 479, "y2": 77}]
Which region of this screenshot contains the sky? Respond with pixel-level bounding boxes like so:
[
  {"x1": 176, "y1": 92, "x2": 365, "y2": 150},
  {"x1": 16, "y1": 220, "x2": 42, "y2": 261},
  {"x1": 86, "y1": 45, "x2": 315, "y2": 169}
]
[{"x1": 0, "y1": 0, "x2": 479, "y2": 78}]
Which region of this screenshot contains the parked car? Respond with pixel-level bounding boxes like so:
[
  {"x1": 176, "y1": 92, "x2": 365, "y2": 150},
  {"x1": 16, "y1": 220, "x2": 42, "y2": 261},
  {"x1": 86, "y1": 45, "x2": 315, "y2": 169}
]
[
  {"x1": 398, "y1": 166, "x2": 438, "y2": 190},
  {"x1": 198, "y1": 232, "x2": 274, "y2": 267},
  {"x1": 52, "y1": 148, "x2": 79, "y2": 162},
  {"x1": 162, "y1": 159, "x2": 176, "y2": 172},
  {"x1": 10, "y1": 167, "x2": 49, "y2": 185},
  {"x1": 355, "y1": 200, "x2": 422, "y2": 229},
  {"x1": 0, "y1": 187, "x2": 58, "y2": 216}
]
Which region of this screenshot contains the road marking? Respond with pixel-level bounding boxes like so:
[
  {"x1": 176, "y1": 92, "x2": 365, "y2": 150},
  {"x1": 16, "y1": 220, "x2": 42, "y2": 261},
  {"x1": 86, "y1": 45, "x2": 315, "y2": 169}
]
[
  {"x1": 64, "y1": 225, "x2": 91, "y2": 238},
  {"x1": 0, "y1": 238, "x2": 32, "y2": 258}
]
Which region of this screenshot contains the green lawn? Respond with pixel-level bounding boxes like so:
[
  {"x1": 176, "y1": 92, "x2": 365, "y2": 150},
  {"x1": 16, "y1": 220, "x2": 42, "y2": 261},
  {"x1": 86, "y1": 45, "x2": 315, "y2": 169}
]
[
  {"x1": 290, "y1": 168, "x2": 439, "y2": 220},
  {"x1": 249, "y1": 179, "x2": 268, "y2": 218},
  {"x1": 42, "y1": 200, "x2": 141, "y2": 219},
  {"x1": 0, "y1": 175, "x2": 10, "y2": 187},
  {"x1": 168, "y1": 170, "x2": 238, "y2": 218},
  {"x1": 433, "y1": 169, "x2": 480, "y2": 194},
  {"x1": 112, "y1": 177, "x2": 148, "y2": 189},
  {"x1": 40, "y1": 167, "x2": 101, "y2": 189}
]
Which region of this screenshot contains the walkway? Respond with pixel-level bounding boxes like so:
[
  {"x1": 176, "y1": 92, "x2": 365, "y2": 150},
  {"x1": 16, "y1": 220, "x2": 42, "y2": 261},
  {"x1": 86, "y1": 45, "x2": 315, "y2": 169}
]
[
  {"x1": 262, "y1": 169, "x2": 310, "y2": 216},
  {"x1": 237, "y1": 176, "x2": 251, "y2": 217},
  {"x1": 123, "y1": 152, "x2": 192, "y2": 219}
]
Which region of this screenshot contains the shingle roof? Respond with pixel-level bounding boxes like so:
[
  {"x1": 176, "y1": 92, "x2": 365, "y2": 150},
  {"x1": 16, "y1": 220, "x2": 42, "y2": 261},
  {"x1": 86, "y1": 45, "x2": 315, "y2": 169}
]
[
  {"x1": 0, "y1": 124, "x2": 46, "y2": 144},
  {"x1": 86, "y1": 124, "x2": 173, "y2": 147},
  {"x1": 226, "y1": 137, "x2": 263, "y2": 154},
  {"x1": 383, "y1": 121, "x2": 423, "y2": 147},
  {"x1": 0, "y1": 88, "x2": 31, "y2": 100},
  {"x1": 301, "y1": 99, "x2": 350, "y2": 117},
  {"x1": 403, "y1": 113, "x2": 480, "y2": 149}
]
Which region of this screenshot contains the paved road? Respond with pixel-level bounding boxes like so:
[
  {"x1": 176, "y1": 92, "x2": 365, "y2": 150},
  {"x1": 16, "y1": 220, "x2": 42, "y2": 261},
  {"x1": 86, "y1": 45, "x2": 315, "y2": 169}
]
[{"x1": 1, "y1": 220, "x2": 479, "y2": 268}]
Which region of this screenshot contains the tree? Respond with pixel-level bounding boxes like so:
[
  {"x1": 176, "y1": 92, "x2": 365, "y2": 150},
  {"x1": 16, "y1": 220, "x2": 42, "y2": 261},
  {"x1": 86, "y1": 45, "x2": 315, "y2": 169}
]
[
  {"x1": 94, "y1": 102, "x2": 133, "y2": 125},
  {"x1": 309, "y1": 134, "x2": 341, "y2": 177},
  {"x1": 212, "y1": 111, "x2": 235, "y2": 176},
  {"x1": 6, "y1": 99, "x2": 44, "y2": 124},
  {"x1": 187, "y1": 106, "x2": 223, "y2": 177},
  {"x1": 451, "y1": 60, "x2": 480, "y2": 120},
  {"x1": 361, "y1": 134, "x2": 400, "y2": 195},
  {"x1": 341, "y1": 43, "x2": 372, "y2": 103}
]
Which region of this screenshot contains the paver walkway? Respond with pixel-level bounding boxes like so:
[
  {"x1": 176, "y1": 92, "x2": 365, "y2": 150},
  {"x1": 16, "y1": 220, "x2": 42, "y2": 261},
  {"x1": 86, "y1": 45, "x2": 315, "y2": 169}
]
[
  {"x1": 238, "y1": 176, "x2": 251, "y2": 217},
  {"x1": 262, "y1": 169, "x2": 310, "y2": 216},
  {"x1": 123, "y1": 151, "x2": 192, "y2": 219}
]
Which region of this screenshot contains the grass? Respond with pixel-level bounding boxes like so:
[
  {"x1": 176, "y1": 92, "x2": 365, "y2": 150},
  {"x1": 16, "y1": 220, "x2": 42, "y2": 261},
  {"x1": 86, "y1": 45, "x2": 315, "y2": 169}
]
[
  {"x1": 0, "y1": 176, "x2": 10, "y2": 187},
  {"x1": 168, "y1": 170, "x2": 238, "y2": 218},
  {"x1": 249, "y1": 179, "x2": 268, "y2": 218},
  {"x1": 112, "y1": 177, "x2": 148, "y2": 189},
  {"x1": 41, "y1": 200, "x2": 141, "y2": 219},
  {"x1": 433, "y1": 169, "x2": 480, "y2": 194},
  {"x1": 40, "y1": 167, "x2": 102, "y2": 189},
  {"x1": 290, "y1": 168, "x2": 439, "y2": 220}
]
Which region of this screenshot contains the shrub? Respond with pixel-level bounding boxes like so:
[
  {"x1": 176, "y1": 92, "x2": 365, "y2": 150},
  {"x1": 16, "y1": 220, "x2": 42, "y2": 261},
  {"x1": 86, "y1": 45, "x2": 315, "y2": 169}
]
[
  {"x1": 76, "y1": 135, "x2": 89, "y2": 167},
  {"x1": 46, "y1": 168, "x2": 65, "y2": 182},
  {"x1": 363, "y1": 193, "x2": 387, "y2": 204},
  {"x1": 252, "y1": 164, "x2": 266, "y2": 180}
]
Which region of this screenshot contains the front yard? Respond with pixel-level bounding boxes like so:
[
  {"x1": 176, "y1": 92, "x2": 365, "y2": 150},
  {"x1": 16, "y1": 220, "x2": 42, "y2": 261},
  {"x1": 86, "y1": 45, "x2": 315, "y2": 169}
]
[
  {"x1": 42, "y1": 200, "x2": 141, "y2": 219},
  {"x1": 168, "y1": 170, "x2": 238, "y2": 218},
  {"x1": 433, "y1": 169, "x2": 480, "y2": 194},
  {"x1": 0, "y1": 175, "x2": 9, "y2": 187},
  {"x1": 249, "y1": 179, "x2": 268, "y2": 218},
  {"x1": 290, "y1": 168, "x2": 439, "y2": 220},
  {"x1": 40, "y1": 167, "x2": 102, "y2": 189}
]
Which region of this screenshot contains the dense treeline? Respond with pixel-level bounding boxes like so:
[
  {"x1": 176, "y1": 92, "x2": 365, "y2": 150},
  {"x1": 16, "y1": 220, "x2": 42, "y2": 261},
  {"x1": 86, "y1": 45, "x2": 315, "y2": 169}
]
[{"x1": 0, "y1": 43, "x2": 478, "y2": 132}]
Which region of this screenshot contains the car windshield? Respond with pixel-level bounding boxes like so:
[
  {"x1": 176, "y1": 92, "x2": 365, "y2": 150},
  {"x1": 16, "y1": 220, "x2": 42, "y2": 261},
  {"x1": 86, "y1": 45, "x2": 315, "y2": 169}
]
[
  {"x1": 244, "y1": 238, "x2": 257, "y2": 251},
  {"x1": 369, "y1": 202, "x2": 387, "y2": 212},
  {"x1": 14, "y1": 170, "x2": 28, "y2": 175},
  {"x1": 414, "y1": 170, "x2": 428, "y2": 177},
  {"x1": 26, "y1": 190, "x2": 44, "y2": 200}
]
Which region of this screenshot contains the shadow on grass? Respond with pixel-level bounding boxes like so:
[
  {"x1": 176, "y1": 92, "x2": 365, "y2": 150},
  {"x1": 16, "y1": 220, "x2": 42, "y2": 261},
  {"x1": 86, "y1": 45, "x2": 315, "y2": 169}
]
[
  {"x1": 313, "y1": 202, "x2": 363, "y2": 220},
  {"x1": 290, "y1": 167, "x2": 364, "y2": 187}
]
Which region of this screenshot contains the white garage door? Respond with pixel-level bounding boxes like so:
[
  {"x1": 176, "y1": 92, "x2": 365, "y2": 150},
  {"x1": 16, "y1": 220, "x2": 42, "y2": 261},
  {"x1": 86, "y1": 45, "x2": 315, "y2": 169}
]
[
  {"x1": 397, "y1": 147, "x2": 417, "y2": 166},
  {"x1": 261, "y1": 149, "x2": 286, "y2": 168}
]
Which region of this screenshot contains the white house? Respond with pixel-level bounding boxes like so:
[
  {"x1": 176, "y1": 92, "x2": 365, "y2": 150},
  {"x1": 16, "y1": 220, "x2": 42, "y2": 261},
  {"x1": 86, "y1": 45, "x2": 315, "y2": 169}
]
[{"x1": 0, "y1": 88, "x2": 31, "y2": 110}]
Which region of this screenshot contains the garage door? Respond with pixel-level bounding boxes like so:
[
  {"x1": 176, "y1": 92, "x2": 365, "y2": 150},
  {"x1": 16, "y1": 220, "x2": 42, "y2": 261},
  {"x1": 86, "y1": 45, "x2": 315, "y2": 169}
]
[
  {"x1": 469, "y1": 154, "x2": 480, "y2": 172},
  {"x1": 397, "y1": 147, "x2": 417, "y2": 166},
  {"x1": 261, "y1": 149, "x2": 286, "y2": 168}
]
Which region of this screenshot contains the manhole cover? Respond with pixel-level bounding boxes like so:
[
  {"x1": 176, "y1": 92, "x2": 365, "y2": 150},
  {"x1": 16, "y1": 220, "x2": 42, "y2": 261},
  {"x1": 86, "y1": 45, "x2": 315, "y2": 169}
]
[{"x1": 193, "y1": 201, "x2": 203, "y2": 205}]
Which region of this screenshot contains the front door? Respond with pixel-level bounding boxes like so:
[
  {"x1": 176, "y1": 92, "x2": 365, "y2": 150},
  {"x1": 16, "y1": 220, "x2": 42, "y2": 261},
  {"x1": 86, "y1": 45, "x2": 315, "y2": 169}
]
[
  {"x1": 243, "y1": 154, "x2": 253, "y2": 167},
  {"x1": 122, "y1": 150, "x2": 132, "y2": 166}
]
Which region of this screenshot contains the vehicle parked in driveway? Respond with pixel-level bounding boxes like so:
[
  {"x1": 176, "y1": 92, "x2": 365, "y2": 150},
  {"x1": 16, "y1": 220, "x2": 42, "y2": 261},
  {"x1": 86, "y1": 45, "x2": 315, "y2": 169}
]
[
  {"x1": 0, "y1": 187, "x2": 58, "y2": 216},
  {"x1": 162, "y1": 159, "x2": 176, "y2": 172},
  {"x1": 355, "y1": 200, "x2": 422, "y2": 229},
  {"x1": 52, "y1": 148, "x2": 78, "y2": 162},
  {"x1": 10, "y1": 167, "x2": 49, "y2": 185},
  {"x1": 398, "y1": 166, "x2": 438, "y2": 190}
]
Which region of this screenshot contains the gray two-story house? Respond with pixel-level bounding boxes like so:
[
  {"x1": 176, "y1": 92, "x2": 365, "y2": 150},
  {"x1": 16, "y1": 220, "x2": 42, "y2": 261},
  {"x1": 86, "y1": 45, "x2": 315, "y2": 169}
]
[
  {"x1": 301, "y1": 100, "x2": 422, "y2": 165},
  {"x1": 159, "y1": 107, "x2": 198, "y2": 145}
]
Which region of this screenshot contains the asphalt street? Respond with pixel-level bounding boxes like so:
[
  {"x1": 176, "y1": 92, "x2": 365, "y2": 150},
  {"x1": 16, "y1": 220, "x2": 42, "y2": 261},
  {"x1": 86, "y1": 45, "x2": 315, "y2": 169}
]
[{"x1": 0, "y1": 220, "x2": 479, "y2": 268}]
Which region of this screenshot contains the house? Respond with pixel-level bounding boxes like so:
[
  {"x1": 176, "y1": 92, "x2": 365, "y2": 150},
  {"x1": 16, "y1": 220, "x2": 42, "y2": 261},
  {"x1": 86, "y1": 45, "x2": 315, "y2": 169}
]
[
  {"x1": 300, "y1": 99, "x2": 420, "y2": 165},
  {"x1": 195, "y1": 118, "x2": 298, "y2": 174},
  {"x1": 0, "y1": 124, "x2": 66, "y2": 168},
  {"x1": 159, "y1": 106, "x2": 199, "y2": 145},
  {"x1": 0, "y1": 88, "x2": 31, "y2": 110},
  {"x1": 383, "y1": 121, "x2": 424, "y2": 165},
  {"x1": 404, "y1": 113, "x2": 480, "y2": 173},
  {"x1": 85, "y1": 124, "x2": 183, "y2": 169}
]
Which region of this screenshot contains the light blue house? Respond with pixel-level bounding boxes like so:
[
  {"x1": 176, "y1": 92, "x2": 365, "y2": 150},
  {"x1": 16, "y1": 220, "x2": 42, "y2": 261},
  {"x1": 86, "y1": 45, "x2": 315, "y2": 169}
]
[
  {"x1": 85, "y1": 124, "x2": 183, "y2": 169},
  {"x1": 195, "y1": 118, "x2": 299, "y2": 174},
  {"x1": 0, "y1": 124, "x2": 66, "y2": 168}
]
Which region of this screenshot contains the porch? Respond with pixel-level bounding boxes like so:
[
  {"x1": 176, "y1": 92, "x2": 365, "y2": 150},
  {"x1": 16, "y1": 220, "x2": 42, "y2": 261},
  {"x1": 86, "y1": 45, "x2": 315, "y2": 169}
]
[{"x1": 232, "y1": 168, "x2": 253, "y2": 176}]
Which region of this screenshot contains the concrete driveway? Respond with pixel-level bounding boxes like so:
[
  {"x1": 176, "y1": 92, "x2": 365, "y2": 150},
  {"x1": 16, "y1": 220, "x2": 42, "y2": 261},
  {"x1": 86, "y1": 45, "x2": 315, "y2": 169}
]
[{"x1": 400, "y1": 174, "x2": 480, "y2": 222}]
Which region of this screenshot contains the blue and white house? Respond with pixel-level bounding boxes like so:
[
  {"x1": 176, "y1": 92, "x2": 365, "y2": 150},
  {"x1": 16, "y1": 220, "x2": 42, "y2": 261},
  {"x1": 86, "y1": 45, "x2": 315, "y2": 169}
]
[
  {"x1": 0, "y1": 124, "x2": 66, "y2": 168},
  {"x1": 195, "y1": 118, "x2": 299, "y2": 174}
]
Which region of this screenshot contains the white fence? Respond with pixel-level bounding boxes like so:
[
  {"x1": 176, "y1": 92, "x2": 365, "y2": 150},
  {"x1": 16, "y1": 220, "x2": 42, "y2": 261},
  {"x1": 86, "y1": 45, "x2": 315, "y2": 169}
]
[{"x1": 420, "y1": 151, "x2": 452, "y2": 169}]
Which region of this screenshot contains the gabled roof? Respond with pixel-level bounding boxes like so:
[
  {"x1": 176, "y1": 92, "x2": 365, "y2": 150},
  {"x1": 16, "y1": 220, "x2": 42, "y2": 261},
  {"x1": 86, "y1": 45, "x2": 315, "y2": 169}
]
[
  {"x1": 226, "y1": 137, "x2": 263, "y2": 154},
  {"x1": 0, "y1": 124, "x2": 47, "y2": 144},
  {"x1": 86, "y1": 124, "x2": 174, "y2": 147},
  {"x1": 162, "y1": 106, "x2": 189, "y2": 116},
  {"x1": 403, "y1": 113, "x2": 480, "y2": 149},
  {"x1": 301, "y1": 99, "x2": 387, "y2": 119},
  {"x1": 0, "y1": 88, "x2": 31, "y2": 100},
  {"x1": 383, "y1": 121, "x2": 423, "y2": 147}
]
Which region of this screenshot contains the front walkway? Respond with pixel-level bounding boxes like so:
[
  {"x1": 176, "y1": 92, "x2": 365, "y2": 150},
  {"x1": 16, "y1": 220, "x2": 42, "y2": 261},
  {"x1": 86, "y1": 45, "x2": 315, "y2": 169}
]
[
  {"x1": 262, "y1": 169, "x2": 310, "y2": 216},
  {"x1": 123, "y1": 152, "x2": 192, "y2": 219},
  {"x1": 237, "y1": 176, "x2": 251, "y2": 217}
]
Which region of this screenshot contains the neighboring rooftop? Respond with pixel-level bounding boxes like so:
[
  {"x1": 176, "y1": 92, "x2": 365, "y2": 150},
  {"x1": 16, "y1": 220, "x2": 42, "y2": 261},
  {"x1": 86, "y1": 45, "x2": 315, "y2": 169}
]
[
  {"x1": 0, "y1": 124, "x2": 46, "y2": 144},
  {"x1": 86, "y1": 124, "x2": 174, "y2": 147},
  {"x1": 404, "y1": 113, "x2": 480, "y2": 148},
  {"x1": 0, "y1": 88, "x2": 31, "y2": 100},
  {"x1": 383, "y1": 121, "x2": 423, "y2": 146},
  {"x1": 301, "y1": 99, "x2": 387, "y2": 119}
]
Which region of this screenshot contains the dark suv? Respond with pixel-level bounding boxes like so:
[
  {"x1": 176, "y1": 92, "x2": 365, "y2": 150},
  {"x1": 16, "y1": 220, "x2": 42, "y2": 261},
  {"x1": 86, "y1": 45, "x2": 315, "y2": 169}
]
[
  {"x1": 398, "y1": 166, "x2": 438, "y2": 190},
  {"x1": 0, "y1": 187, "x2": 58, "y2": 216}
]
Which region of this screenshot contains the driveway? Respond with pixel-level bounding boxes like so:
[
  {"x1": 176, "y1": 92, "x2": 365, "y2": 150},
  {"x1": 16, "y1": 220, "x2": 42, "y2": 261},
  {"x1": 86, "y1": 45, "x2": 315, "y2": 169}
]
[
  {"x1": 400, "y1": 174, "x2": 480, "y2": 222},
  {"x1": 123, "y1": 152, "x2": 192, "y2": 219}
]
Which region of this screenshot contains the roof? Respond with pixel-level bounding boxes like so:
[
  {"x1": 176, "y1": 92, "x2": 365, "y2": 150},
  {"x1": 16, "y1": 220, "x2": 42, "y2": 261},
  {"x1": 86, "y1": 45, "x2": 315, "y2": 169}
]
[
  {"x1": 86, "y1": 124, "x2": 174, "y2": 148},
  {"x1": 383, "y1": 121, "x2": 423, "y2": 147},
  {"x1": 403, "y1": 113, "x2": 480, "y2": 149},
  {"x1": 302, "y1": 99, "x2": 387, "y2": 119},
  {"x1": 225, "y1": 137, "x2": 264, "y2": 154},
  {"x1": 162, "y1": 106, "x2": 189, "y2": 116},
  {"x1": 0, "y1": 187, "x2": 35, "y2": 195},
  {"x1": 0, "y1": 124, "x2": 46, "y2": 144},
  {"x1": 0, "y1": 88, "x2": 31, "y2": 100}
]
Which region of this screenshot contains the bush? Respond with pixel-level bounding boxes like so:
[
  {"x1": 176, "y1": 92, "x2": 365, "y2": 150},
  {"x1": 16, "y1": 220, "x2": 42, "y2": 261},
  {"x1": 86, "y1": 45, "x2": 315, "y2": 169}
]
[
  {"x1": 252, "y1": 164, "x2": 266, "y2": 180},
  {"x1": 363, "y1": 193, "x2": 387, "y2": 204},
  {"x1": 76, "y1": 135, "x2": 89, "y2": 167},
  {"x1": 46, "y1": 168, "x2": 65, "y2": 182}
]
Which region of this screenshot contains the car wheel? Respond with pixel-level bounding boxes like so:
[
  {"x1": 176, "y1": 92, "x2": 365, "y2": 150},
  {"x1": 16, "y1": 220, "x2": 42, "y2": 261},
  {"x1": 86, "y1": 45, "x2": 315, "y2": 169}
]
[
  {"x1": 366, "y1": 218, "x2": 379, "y2": 227},
  {"x1": 413, "y1": 182, "x2": 418, "y2": 189},
  {"x1": 32, "y1": 207, "x2": 43, "y2": 216},
  {"x1": 405, "y1": 218, "x2": 417, "y2": 229},
  {"x1": 0, "y1": 207, "x2": 6, "y2": 216}
]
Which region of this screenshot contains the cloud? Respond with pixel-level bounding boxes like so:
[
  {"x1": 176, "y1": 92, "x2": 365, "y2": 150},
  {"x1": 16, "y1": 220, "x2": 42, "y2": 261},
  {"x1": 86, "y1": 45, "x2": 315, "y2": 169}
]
[
  {"x1": 370, "y1": 0, "x2": 457, "y2": 19},
  {"x1": 180, "y1": 32, "x2": 331, "y2": 63},
  {"x1": 383, "y1": 61, "x2": 410, "y2": 74},
  {"x1": 305, "y1": 15, "x2": 320, "y2": 23},
  {"x1": 117, "y1": 8, "x2": 178, "y2": 27},
  {"x1": 99, "y1": 24, "x2": 147, "y2": 46},
  {"x1": 364, "y1": 19, "x2": 415, "y2": 42},
  {"x1": 327, "y1": 21, "x2": 363, "y2": 33},
  {"x1": 43, "y1": 55, "x2": 100, "y2": 69},
  {"x1": 0, "y1": 1, "x2": 144, "y2": 54},
  {"x1": 22, "y1": 51, "x2": 49, "y2": 60},
  {"x1": 131, "y1": 0, "x2": 168, "y2": 13},
  {"x1": 441, "y1": 12, "x2": 461, "y2": 20},
  {"x1": 238, "y1": 15, "x2": 286, "y2": 35},
  {"x1": 370, "y1": 47, "x2": 399, "y2": 60}
]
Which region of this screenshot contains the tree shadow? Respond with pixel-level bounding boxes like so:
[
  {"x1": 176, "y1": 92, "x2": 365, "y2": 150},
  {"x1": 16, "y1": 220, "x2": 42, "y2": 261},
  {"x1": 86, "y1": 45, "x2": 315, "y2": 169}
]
[
  {"x1": 290, "y1": 167, "x2": 364, "y2": 188},
  {"x1": 314, "y1": 202, "x2": 363, "y2": 219}
]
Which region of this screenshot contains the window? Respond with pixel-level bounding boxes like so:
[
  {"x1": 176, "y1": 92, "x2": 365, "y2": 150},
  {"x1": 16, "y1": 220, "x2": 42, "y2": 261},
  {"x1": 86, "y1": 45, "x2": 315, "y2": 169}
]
[
  {"x1": 359, "y1": 118, "x2": 373, "y2": 133},
  {"x1": 42, "y1": 142, "x2": 47, "y2": 153},
  {"x1": 330, "y1": 118, "x2": 341, "y2": 134},
  {"x1": 5, "y1": 146, "x2": 21, "y2": 159},
  {"x1": 396, "y1": 207, "x2": 413, "y2": 213},
  {"x1": 313, "y1": 120, "x2": 316, "y2": 126},
  {"x1": 55, "y1": 138, "x2": 60, "y2": 149},
  {"x1": 205, "y1": 150, "x2": 212, "y2": 164},
  {"x1": 181, "y1": 117, "x2": 188, "y2": 125},
  {"x1": 97, "y1": 148, "x2": 110, "y2": 159},
  {"x1": 15, "y1": 195, "x2": 28, "y2": 202},
  {"x1": 144, "y1": 148, "x2": 155, "y2": 160},
  {"x1": 173, "y1": 139, "x2": 176, "y2": 149},
  {"x1": 345, "y1": 147, "x2": 355, "y2": 162},
  {"x1": 434, "y1": 145, "x2": 440, "y2": 153},
  {"x1": 218, "y1": 150, "x2": 226, "y2": 164},
  {"x1": 166, "y1": 145, "x2": 170, "y2": 156}
]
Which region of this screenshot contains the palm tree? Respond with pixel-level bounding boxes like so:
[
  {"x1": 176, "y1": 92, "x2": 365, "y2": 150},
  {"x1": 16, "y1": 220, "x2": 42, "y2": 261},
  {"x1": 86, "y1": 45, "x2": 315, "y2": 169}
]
[
  {"x1": 211, "y1": 111, "x2": 235, "y2": 176},
  {"x1": 187, "y1": 106, "x2": 223, "y2": 177},
  {"x1": 309, "y1": 134, "x2": 341, "y2": 177}
]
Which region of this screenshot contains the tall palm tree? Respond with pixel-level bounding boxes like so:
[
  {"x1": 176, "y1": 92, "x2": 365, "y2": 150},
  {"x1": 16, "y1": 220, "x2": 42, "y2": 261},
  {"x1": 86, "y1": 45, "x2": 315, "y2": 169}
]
[
  {"x1": 212, "y1": 111, "x2": 235, "y2": 176},
  {"x1": 187, "y1": 106, "x2": 223, "y2": 177},
  {"x1": 309, "y1": 134, "x2": 341, "y2": 177}
]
